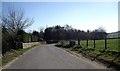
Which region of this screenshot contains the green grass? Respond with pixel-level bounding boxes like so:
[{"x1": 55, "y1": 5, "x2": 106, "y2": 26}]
[
  {"x1": 80, "y1": 39, "x2": 119, "y2": 52},
  {"x1": 2, "y1": 44, "x2": 39, "y2": 66},
  {"x1": 107, "y1": 39, "x2": 119, "y2": 52}
]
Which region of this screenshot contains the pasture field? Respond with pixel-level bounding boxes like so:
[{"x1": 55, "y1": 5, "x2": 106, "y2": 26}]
[{"x1": 79, "y1": 39, "x2": 119, "y2": 52}]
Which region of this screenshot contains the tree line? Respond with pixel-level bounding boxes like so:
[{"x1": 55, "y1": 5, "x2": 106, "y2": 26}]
[{"x1": 44, "y1": 25, "x2": 107, "y2": 43}]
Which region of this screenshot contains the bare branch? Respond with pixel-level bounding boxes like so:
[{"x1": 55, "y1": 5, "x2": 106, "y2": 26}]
[{"x1": 2, "y1": 7, "x2": 34, "y2": 38}]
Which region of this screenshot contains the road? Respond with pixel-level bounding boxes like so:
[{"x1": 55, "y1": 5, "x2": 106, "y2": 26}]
[{"x1": 4, "y1": 44, "x2": 106, "y2": 69}]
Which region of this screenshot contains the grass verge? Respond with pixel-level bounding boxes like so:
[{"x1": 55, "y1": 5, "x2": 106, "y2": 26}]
[{"x1": 2, "y1": 44, "x2": 39, "y2": 67}]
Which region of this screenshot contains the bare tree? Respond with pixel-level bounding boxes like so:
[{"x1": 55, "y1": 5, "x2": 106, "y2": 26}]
[
  {"x1": 2, "y1": 7, "x2": 34, "y2": 37},
  {"x1": 98, "y1": 26, "x2": 106, "y2": 32},
  {"x1": 39, "y1": 27, "x2": 44, "y2": 38},
  {"x1": 39, "y1": 27, "x2": 44, "y2": 32}
]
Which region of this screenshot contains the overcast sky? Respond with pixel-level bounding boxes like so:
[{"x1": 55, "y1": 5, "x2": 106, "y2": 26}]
[{"x1": 2, "y1": 2, "x2": 118, "y2": 33}]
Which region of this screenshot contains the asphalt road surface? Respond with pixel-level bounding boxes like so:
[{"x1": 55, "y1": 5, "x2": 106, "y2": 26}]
[{"x1": 4, "y1": 44, "x2": 106, "y2": 69}]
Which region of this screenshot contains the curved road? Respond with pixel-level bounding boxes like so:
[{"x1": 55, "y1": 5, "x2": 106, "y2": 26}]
[{"x1": 4, "y1": 44, "x2": 106, "y2": 69}]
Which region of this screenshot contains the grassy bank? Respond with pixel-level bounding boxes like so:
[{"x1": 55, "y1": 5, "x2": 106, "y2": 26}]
[
  {"x1": 2, "y1": 44, "x2": 39, "y2": 66},
  {"x1": 55, "y1": 39, "x2": 120, "y2": 70}
]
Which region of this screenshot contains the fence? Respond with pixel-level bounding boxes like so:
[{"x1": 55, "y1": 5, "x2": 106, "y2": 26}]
[
  {"x1": 77, "y1": 38, "x2": 119, "y2": 68},
  {"x1": 79, "y1": 38, "x2": 119, "y2": 52}
]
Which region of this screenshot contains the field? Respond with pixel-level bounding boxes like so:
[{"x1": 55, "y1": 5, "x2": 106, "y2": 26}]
[
  {"x1": 79, "y1": 39, "x2": 119, "y2": 52},
  {"x1": 55, "y1": 39, "x2": 120, "y2": 69}
]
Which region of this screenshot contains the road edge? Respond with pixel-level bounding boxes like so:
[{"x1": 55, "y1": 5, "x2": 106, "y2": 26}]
[{"x1": 1, "y1": 44, "x2": 41, "y2": 70}]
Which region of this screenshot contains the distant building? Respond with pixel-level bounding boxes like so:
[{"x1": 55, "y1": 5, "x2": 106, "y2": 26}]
[{"x1": 107, "y1": 31, "x2": 120, "y2": 38}]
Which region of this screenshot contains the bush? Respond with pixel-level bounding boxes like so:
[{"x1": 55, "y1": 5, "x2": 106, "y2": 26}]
[
  {"x1": 22, "y1": 32, "x2": 30, "y2": 43},
  {"x1": 2, "y1": 28, "x2": 13, "y2": 55},
  {"x1": 55, "y1": 42, "x2": 62, "y2": 47},
  {"x1": 38, "y1": 38, "x2": 43, "y2": 41},
  {"x1": 74, "y1": 45, "x2": 82, "y2": 49},
  {"x1": 31, "y1": 35, "x2": 39, "y2": 42}
]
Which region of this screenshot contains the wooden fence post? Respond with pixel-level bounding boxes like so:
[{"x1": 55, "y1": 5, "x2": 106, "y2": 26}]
[
  {"x1": 78, "y1": 38, "x2": 80, "y2": 45},
  {"x1": 87, "y1": 39, "x2": 88, "y2": 48},
  {"x1": 94, "y1": 39, "x2": 96, "y2": 48},
  {"x1": 77, "y1": 30, "x2": 80, "y2": 45},
  {"x1": 105, "y1": 38, "x2": 107, "y2": 49},
  {"x1": 87, "y1": 30, "x2": 89, "y2": 48}
]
